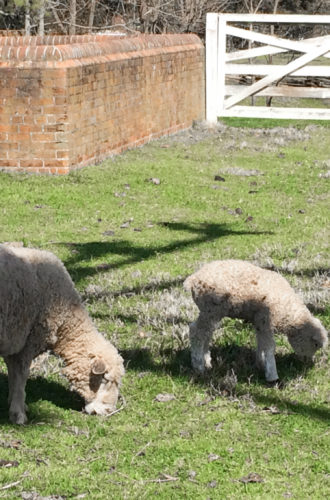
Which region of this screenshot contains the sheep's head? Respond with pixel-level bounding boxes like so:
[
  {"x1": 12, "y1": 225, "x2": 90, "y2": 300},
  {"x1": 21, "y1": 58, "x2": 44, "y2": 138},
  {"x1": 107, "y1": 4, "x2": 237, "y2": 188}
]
[
  {"x1": 84, "y1": 352, "x2": 125, "y2": 416},
  {"x1": 288, "y1": 317, "x2": 328, "y2": 361}
]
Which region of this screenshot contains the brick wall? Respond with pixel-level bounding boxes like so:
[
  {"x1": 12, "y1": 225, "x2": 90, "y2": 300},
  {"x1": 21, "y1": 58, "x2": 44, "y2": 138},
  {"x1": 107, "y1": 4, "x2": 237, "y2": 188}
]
[{"x1": 0, "y1": 34, "x2": 205, "y2": 174}]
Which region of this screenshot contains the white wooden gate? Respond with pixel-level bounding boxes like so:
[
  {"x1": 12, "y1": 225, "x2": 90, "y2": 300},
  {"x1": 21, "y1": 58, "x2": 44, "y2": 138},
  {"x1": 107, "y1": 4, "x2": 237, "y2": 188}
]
[{"x1": 206, "y1": 13, "x2": 330, "y2": 122}]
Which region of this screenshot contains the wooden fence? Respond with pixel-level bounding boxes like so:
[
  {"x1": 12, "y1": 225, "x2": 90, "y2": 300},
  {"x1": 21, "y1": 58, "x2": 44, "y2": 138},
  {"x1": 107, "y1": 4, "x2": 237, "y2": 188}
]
[{"x1": 206, "y1": 13, "x2": 330, "y2": 122}]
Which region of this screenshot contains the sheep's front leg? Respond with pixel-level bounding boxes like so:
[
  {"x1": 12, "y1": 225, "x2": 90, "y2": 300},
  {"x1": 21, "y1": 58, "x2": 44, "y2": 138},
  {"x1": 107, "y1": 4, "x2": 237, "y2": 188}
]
[
  {"x1": 255, "y1": 322, "x2": 278, "y2": 382},
  {"x1": 5, "y1": 354, "x2": 31, "y2": 425},
  {"x1": 189, "y1": 311, "x2": 220, "y2": 374}
]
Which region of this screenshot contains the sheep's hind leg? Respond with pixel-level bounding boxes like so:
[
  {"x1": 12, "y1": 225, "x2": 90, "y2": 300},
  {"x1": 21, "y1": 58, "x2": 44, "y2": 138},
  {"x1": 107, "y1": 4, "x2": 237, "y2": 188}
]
[
  {"x1": 255, "y1": 326, "x2": 278, "y2": 383},
  {"x1": 5, "y1": 354, "x2": 32, "y2": 424},
  {"x1": 189, "y1": 311, "x2": 220, "y2": 374}
]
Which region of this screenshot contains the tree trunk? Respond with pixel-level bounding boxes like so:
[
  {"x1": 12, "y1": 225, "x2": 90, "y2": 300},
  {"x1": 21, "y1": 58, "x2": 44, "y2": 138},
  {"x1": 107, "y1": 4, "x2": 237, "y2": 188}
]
[
  {"x1": 69, "y1": 0, "x2": 76, "y2": 35},
  {"x1": 88, "y1": 0, "x2": 97, "y2": 33},
  {"x1": 25, "y1": 0, "x2": 31, "y2": 35},
  {"x1": 38, "y1": 0, "x2": 46, "y2": 36}
]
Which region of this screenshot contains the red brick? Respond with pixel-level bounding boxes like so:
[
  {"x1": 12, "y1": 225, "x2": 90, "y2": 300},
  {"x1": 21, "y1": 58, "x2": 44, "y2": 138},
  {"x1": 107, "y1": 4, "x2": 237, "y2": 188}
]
[
  {"x1": 1, "y1": 34, "x2": 205, "y2": 174},
  {"x1": 20, "y1": 159, "x2": 44, "y2": 168}
]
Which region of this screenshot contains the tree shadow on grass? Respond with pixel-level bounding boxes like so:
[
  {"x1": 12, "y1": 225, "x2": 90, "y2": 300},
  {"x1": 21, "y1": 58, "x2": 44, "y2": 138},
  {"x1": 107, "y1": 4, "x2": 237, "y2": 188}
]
[
  {"x1": 0, "y1": 373, "x2": 84, "y2": 425},
  {"x1": 83, "y1": 276, "x2": 185, "y2": 303},
  {"x1": 121, "y1": 345, "x2": 330, "y2": 423},
  {"x1": 60, "y1": 222, "x2": 273, "y2": 283}
]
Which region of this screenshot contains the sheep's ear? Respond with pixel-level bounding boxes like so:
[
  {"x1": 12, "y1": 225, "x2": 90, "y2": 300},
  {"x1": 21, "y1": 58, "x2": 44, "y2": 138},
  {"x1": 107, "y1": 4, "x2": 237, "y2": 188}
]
[{"x1": 91, "y1": 357, "x2": 107, "y2": 375}]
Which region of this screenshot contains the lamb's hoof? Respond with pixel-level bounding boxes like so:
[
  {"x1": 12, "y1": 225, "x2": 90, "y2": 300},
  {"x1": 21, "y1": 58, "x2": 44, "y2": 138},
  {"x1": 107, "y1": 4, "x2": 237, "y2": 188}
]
[
  {"x1": 9, "y1": 410, "x2": 28, "y2": 425},
  {"x1": 266, "y1": 379, "x2": 283, "y2": 389}
]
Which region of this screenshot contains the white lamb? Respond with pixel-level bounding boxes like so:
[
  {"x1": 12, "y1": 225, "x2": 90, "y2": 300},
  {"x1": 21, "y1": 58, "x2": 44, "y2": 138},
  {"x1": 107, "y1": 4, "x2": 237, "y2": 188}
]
[
  {"x1": 0, "y1": 245, "x2": 124, "y2": 424},
  {"x1": 184, "y1": 260, "x2": 328, "y2": 382}
]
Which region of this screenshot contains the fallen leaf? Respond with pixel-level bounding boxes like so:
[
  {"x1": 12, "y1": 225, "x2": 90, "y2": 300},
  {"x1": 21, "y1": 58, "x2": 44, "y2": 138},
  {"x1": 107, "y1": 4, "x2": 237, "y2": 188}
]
[
  {"x1": 148, "y1": 178, "x2": 161, "y2": 185},
  {"x1": 319, "y1": 170, "x2": 330, "y2": 178},
  {"x1": 96, "y1": 263, "x2": 111, "y2": 271},
  {"x1": 36, "y1": 457, "x2": 49, "y2": 466},
  {"x1": 197, "y1": 397, "x2": 213, "y2": 406},
  {"x1": 207, "y1": 480, "x2": 218, "y2": 488},
  {"x1": 0, "y1": 439, "x2": 21, "y2": 449},
  {"x1": 262, "y1": 406, "x2": 281, "y2": 414},
  {"x1": 102, "y1": 230, "x2": 115, "y2": 236},
  {"x1": 155, "y1": 393, "x2": 176, "y2": 403},
  {"x1": 208, "y1": 453, "x2": 221, "y2": 462},
  {"x1": 235, "y1": 207, "x2": 243, "y2": 215},
  {"x1": 245, "y1": 216, "x2": 254, "y2": 222},
  {"x1": 0, "y1": 459, "x2": 19, "y2": 468},
  {"x1": 239, "y1": 472, "x2": 264, "y2": 484}
]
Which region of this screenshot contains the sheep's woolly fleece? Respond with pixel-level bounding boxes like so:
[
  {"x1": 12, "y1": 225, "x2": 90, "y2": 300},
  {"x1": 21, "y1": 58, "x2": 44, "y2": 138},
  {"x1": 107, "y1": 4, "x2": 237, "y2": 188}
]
[
  {"x1": 184, "y1": 260, "x2": 328, "y2": 382},
  {"x1": 0, "y1": 245, "x2": 124, "y2": 424}
]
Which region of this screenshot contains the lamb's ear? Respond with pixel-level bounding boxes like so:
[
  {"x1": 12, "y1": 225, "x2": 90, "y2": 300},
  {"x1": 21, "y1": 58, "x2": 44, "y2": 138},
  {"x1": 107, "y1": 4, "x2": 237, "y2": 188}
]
[{"x1": 91, "y1": 357, "x2": 107, "y2": 375}]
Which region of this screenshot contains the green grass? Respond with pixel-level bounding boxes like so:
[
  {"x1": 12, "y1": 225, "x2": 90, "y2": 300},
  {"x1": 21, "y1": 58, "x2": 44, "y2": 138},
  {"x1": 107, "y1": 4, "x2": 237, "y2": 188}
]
[{"x1": 0, "y1": 121, "x2": 329, "y2": 499}]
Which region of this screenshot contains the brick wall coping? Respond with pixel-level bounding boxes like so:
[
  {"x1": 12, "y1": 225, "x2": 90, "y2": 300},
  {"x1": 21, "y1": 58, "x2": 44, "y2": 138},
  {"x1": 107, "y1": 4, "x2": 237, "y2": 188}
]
[
  {"x1": 0, "y1": 33, "x2": 126, "y2": 46},
  {"x1": 0, "y1": 33, "x2": 202, "y2": 62}
]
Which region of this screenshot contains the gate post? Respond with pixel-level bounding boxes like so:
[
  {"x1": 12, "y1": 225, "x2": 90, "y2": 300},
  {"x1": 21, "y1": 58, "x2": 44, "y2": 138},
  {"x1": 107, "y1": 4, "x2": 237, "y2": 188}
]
[{"x1": 206, "y1": 13, "x2": 219, "y2": 123}]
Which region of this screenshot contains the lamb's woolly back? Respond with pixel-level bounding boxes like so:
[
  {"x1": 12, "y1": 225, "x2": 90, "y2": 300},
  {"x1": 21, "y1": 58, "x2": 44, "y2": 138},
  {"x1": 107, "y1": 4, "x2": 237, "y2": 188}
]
[
  {"x1": 185, "y1": 259, "x2": 328, "y2": 381},
  {"x1": 184, "y1": 259, "x2": 311, "y2": 330}
]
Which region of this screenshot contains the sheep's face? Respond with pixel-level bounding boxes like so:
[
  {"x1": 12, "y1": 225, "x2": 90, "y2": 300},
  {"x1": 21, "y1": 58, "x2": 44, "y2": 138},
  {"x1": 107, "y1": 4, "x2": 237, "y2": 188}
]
[
  {"x1": 84, "y1": 356, "x2": 124, "y2": 416},
  {"x1": 288, "y1": 318, "x2": 328, "y2": 361}
]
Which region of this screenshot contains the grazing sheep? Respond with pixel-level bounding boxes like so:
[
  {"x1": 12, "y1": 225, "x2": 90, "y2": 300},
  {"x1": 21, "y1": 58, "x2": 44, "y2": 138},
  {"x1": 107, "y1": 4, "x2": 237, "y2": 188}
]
[
  {"x1": 0, "y1": 245, "x2": 124, "y2": 424},
  {"x1": 184, "y1": 260, "x2": 328, "y2": 382}
]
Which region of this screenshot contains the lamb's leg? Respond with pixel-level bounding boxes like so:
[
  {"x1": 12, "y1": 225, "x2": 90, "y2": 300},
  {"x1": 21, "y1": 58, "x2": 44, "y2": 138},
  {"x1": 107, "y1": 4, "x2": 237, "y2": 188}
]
[
  {"x1": 4, "y1": 354, "x2": 32, "y2": 425},
  {"x1": 255, "y1": 323, "x2": 278, "y2": 382},
  {"x1": 189, "y1": 311, "x2": 220, "y2": 374}
]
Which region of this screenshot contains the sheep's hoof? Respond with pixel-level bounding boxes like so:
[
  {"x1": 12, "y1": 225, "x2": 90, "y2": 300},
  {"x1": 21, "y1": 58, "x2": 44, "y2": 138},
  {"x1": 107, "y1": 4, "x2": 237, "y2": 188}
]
[
  {"x1": 265, "y1": 379, "x2": 282, "y2": 389},
  {"x1": 9, "y1": 410, "x2": 28, "y2": 425}
]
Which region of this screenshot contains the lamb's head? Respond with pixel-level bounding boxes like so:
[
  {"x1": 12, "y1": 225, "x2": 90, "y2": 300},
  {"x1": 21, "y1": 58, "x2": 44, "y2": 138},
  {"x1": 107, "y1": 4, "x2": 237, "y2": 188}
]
[
  {"x1": 84, "y1": 350, "x2": 125, "y2": 416},
  {"x1": 288, "y1": 317, "x2": 328, "y2": 361}
]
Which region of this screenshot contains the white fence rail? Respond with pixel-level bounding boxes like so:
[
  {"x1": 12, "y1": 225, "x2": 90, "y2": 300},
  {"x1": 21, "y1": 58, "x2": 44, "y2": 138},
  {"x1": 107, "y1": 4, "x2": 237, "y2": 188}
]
[{"x1": 206, "y1": 13, "x2": 330, "y2": 122}]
